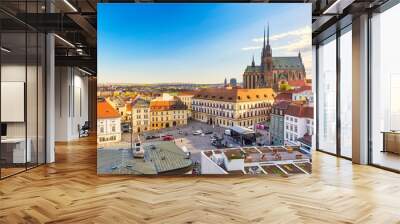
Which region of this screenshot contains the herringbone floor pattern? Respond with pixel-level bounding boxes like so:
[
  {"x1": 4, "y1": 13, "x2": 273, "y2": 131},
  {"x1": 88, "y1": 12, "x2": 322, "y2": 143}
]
[{"x1": 1, "y1": 136, "x2": 400, "y2": 224}]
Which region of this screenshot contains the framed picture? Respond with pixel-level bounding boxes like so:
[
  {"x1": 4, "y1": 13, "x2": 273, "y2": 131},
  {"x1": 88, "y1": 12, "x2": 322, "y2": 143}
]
[{"x1": 97, "y1": 3, "x2": 313, "y2": 176}]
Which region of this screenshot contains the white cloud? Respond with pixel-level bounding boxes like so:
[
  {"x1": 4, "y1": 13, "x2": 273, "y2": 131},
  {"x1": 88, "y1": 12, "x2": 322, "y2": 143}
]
[
  {"x1": 241, "y1": 46, "x2": 263, "y2": 51},
  {"x1": 252, "y1": 26, "x2": 311, "y2": 43},
  {"x1": 272, "y1": 35, "x2": 311, "y2": 53},
  {"x1": 241, "y1": 26, "x2": 311, "y2": 53}
]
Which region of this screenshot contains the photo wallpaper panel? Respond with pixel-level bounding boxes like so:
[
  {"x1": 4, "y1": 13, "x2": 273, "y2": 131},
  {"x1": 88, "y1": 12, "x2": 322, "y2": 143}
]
[{"x1": 97, "y1": 3, "x2": 313, "y2": 176}]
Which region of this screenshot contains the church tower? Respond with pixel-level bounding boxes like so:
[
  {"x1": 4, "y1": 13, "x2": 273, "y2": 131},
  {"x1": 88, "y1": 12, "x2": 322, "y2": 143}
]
[{"x1": 261, "y1": 24, "x2": 273, "y2": 87}]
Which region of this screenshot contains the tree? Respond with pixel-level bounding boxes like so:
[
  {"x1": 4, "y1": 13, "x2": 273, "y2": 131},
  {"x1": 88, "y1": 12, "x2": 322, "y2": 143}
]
[{"x1": 279, "y1": 82, "x2": 293, "y2": 91}]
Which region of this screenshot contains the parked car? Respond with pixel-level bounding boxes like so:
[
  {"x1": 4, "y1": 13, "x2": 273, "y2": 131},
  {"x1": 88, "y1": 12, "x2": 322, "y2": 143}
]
[
  {"x1": 204, "y1": 130, "x2": 213, "y2": 135},
  {"x1": 162, "y1": 135, "x2": 174, "y2": 141},
  {"x1": 226, "y1": 143, "x2": 234, "y2": 148},
  {"x1": 212, "y1": 141, "x2": 224, "y2": 148},
  {"x1": 145, "y1": 134, "x2": 158, "y2": 140},
  {"x1": 192, "y1": 130, "x2": 202, "y2": 135}
]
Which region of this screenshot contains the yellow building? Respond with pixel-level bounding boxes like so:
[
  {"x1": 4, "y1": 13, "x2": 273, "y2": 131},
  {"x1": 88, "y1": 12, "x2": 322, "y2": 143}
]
[
  {"x1": 150, "y1": 100, "x2": 188, "y2": 130},
  {"x1": 131, "y1": 98, "x2": 151, "y2": 133}
]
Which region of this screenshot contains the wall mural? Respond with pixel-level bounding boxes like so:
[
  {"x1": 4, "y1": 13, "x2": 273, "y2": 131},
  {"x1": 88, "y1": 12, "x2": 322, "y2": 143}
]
[{"x1": 97, "y1": 3, "x2": 313, "y2": 176}]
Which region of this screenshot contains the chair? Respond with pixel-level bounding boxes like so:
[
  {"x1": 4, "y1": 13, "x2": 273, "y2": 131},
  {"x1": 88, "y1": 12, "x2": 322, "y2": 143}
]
[{"x1": 79, "y1": 121, "x2": 90, "y2": 138}]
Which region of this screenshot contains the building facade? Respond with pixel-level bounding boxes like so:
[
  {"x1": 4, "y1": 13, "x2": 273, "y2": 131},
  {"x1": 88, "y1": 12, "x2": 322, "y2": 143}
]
[
  {"x1": 291, "y1": 86, "x2": 314, "y2": 103},
  {"x1": 97, "y1": 101, "x2": 122, "y2": 143},
  {"x1": 176, "y1": 92, "x2": 195, "y2": 118},
  {"x1": 131, "y1": 98, "x2": 151, "y2": 133},
  {"x1": 150, "y1": 95, "x2": 188, "y2": 130},
  {"x1": 192, "y1": 87, "x2": 275, "y2": 128},
  {"x1": 270, "y1": 101, "x2": 290, "y2": 145},
  {"x1": 284, "y1": 103, "x2": 314, "y2": 146},
  {"x1": 243, "y1": 25, "x2": 306, "y2": 90}
]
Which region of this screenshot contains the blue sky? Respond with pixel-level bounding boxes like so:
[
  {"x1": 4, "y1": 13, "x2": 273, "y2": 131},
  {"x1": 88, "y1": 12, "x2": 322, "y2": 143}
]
[{"x1": 98, "y1": 3, "x2": 311, "y2": 84}]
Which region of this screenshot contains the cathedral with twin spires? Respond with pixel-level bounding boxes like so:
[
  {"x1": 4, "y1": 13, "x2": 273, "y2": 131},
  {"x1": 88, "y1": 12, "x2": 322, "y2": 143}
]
[{"x1": 243, "y1": 25, "x2": 306, "y2": 90}]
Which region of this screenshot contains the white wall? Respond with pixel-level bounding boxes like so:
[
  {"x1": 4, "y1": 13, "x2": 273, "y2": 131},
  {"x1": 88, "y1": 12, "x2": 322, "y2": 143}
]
[
  {"x1": 1, "y1": 63, "x2": 46, "y2": 164},
  {"x1": 55, "y1": 67, "x2": 89, "y2": 141},
  {"x1": 200, "y1": 152, "x2": 227, "y2": 174}
]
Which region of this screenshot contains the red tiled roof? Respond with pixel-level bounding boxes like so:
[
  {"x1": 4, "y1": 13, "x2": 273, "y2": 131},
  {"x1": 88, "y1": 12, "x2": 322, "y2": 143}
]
[
  {"x1": 150, "y1": 100, "x2": 186, "y2": 111},
  {"x1": 194, "y1": 88, "x2": 275, "y2": 102},
  {"x1": 98, "y1": 101, "x2": 120, "y2": 119},
  {"x1": 286, "y1": 103, "x2": 313, "y2": 118},
  {"x1": 288, "y1": 80, "x2": 309, "y2": 87},
  {"x1": 275, "y1": 92, "x2": 293, "y2": 102},
  {"x1": 272, "y1": 100, "x2": 291, "y2": 110},
  {"x1": 291, "y1": 85, "x2": 312, "y2": 93},
  {"x1": 150, "y1": 101, "x2": 174, "y2": 111},
  {"x1": 177, "y1": 91, "x2": 197, "y2": 96}
]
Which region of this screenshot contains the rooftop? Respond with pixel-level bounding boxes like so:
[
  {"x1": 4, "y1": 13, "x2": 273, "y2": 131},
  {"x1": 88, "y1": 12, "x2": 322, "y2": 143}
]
[
  {"x1": 288, "y1": 79, "x2": 309, "y2": 87},
  {"x1": 245, "y1": 56, "x2": 304, "y2": 72},
  {"x1": 98, "y1": 101, "x2": 120, "y2": 119},
  {"x1": 272, "y1": 100, "x2": 291, "y2": 111},
  {"x1": 275, "y1": 92, "x2": 293, "y2": 102},
  {"x1": 286, "y1": 103, "x2": 314, "y2": 119},
  {"x1": 143, "y1": 141, "x2": 192, "y2": 174},
  {"x1": 131, "y1": 98, "x2": 150, "y2": 109},
  {"x1": 177, "y1": 91, "x2": 197, "y2": 96},
  {"x1": 224, "y1": 149, "x2": 245, "y2": 160},
  {"x1": 291, "y1": 85, "x2": 312, "y2": 93},
  {"x1": 149, "y1": 99, "x2": 187, "y2": 111},
  {"x1": 272, "y1": 57, "x2": 304, "y2": 70},
  {"x1": 229, "y1": 126, "x2": 255, "y2": 135},
  {"x1": 194, "y1": 87, "x2": 275, "y2": 103}
]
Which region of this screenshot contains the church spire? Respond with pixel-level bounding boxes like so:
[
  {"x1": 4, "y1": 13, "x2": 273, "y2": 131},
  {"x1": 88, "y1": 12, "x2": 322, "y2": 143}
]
[
  {"x1": 263, "y1": 26, "x2": 266, "y2": 50},
  {"x1": 252, "y1": 55, "x2": 255, "y2": 67},
  {"x1": 267, "y1": 22, "x2": 270, "y2": 46}
]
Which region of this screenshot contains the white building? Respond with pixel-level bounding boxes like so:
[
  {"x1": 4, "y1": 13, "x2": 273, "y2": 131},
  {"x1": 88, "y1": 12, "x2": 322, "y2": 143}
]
[
  {"x1": 291, "y1": 86, "x2": 313, "y2": 103},
  {"x1": 222, "y1": 149, "x2": 245, "y2": 171},
  {"x1": 284, "y1": 103, "x2": 313, "y2": 146},
  {"x1": 97, "y1": 101, "x2": 122, "y2": 143},
  {"x1": 192, "y1": 87, "x2": 275, "y2": 127}
]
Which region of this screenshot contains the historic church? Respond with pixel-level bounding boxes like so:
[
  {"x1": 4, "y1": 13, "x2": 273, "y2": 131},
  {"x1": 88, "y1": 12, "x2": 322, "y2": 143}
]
[{"x1": 243, "y1": 25, "x2": 306, "y2": 90}]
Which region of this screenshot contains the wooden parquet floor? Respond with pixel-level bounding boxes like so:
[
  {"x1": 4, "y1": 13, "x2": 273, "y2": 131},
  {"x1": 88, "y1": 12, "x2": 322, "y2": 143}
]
[{"x1": 1, "y1": 136, "x2": 400, "y2": 224}]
